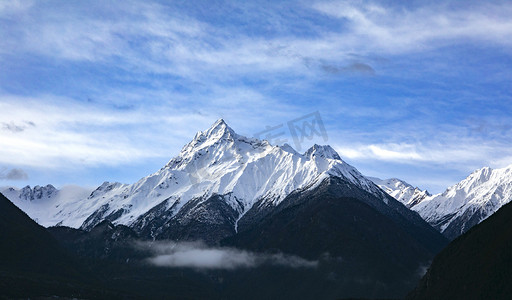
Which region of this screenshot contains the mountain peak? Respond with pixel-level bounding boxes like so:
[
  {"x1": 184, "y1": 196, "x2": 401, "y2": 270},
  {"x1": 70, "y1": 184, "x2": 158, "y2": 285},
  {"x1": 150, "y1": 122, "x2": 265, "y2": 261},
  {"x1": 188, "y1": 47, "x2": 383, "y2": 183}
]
[
  {"x1": 472, "y1": 166, "x2": 492, "y2": 179},
  {"x1": 280, "y1": 143, "x2": 299, "y2": 155},
  {"x1": 176, "y1": 119, "x2": 238, "y2": 158},
  {"x1": 204, "y1": 118, "x2": 235, "y2": 139},
  {"x1": 304, "y1": 144, "x2": 341, "y2": 160},
  {"x1": 370, "y1": 177, "x2": 430, "y2": 208},
  {"x1": 15, "y1": 119, "x2": 389, "y2": 232},
  {"x1": 17, "y1": 184, "x2": 58, "y2": 202},
  {"x1": 212, "y1": 118, "x2": 227, "y2": 127},
  {"x1": 410, "y1": 163, "x2": 512, "y2": 239}
]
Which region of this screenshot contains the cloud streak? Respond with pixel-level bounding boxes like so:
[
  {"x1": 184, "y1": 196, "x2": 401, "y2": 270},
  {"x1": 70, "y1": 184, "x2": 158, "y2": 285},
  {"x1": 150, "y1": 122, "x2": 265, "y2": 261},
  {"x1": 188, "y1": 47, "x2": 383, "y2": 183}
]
[
  {"x1": 3, "y1": 1, "x2": 512, "y2": 79},
  {"x1": 2, "y1": 121, "x2": 35, "y2": 133},
  {"x1": 0, "y1": 94, "x2": 212, "y2": 168},
  {"x1": 138, "y1": 241, "x2": 318, "y2": 270},
  {"x1": 313, "y1": 1, "x2": 512, "y2": 53},
  {"x1": 1, "y1": 0, "x2": 511, "y2": 192},
  {"x1": 0, "y1": 167, "x2": 28, "y2": 180},
  {"x1": 0, "y1": 87, "x2": 303, "y2": 169},
  {"x1": 336, "y1": 142, "x2": 497, "y2": 167}
]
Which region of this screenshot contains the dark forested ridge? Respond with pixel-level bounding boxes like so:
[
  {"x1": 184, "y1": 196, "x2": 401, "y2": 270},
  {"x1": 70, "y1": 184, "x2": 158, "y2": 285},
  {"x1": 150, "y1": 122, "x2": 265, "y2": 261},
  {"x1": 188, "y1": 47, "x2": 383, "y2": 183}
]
[
  {"x1": 225, "y1": 177, "x2": 447, "y2": 299},
  {"x1": 408, "y1": 201, "x2": 512, "y2": 300},
  {"x1": 4, "y1": 183, "x2": 511, "y2": 299},
  {"x1": 0, "y1": 175, "x2": 450, "y2": 300},
  {"x1": 0, "y1": 193, "x2": 135, "y2": 298}
]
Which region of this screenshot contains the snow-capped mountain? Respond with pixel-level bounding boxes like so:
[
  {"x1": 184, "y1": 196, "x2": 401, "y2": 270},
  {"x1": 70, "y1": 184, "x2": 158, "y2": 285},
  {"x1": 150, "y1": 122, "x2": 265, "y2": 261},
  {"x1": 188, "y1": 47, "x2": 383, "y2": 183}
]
[
  {"x1": 372, "y1": 165, "x2": 512, "y2": 240},
  {"x1": 3, "y1": 119, "x2": 388, "y2": 237},
  {"x1": 2, "y1": 184, "x2": 58, "y2": 202},
  {"x1": 1, "y1": 185, "x2": 93, "y2": 226},
  {"x1": 1, "y1": 119, "x2": 449, "y2": 298},
  {"x1": 5, "y1": 120, "x2": 508, "y2": 242},
  {"x1": 369, "y1": 177, "x2": 431, "y2": 208},
  {"x1": 411, "y1": 165, "x2": 512, "y2": 239}
]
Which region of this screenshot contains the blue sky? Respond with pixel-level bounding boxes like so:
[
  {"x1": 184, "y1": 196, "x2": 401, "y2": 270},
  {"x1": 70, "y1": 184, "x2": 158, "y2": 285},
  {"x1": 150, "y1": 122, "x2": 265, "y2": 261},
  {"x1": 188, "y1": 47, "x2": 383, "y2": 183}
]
[{"x1": 1, "y1": 0, "x2": 512, "y2": 193}]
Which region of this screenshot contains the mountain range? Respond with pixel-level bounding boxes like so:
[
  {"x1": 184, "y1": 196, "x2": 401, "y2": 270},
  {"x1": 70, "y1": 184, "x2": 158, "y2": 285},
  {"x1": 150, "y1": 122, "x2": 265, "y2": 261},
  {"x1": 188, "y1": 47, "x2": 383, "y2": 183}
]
[
  {"x1": 1, "y1": 119, "x2": 451, "y2": 299},
  {"x1": 372, "y1": 165, "x2": 512, "y2": 239},
  {"x1": 6, "y1": 128, "x2": 511, "y2": 243},
  {"x1": 4, "y1": 119, "x2": 393, "y2": 242},
  {"x1": 2, "y1": 119, "x2": 512, "y2": 298},
  {"x1": 3, "y1": 182, "x2": 511, "y2": 299},
  {"x1": 369, "y1": 177, "x2": 431, "y2": 208}
]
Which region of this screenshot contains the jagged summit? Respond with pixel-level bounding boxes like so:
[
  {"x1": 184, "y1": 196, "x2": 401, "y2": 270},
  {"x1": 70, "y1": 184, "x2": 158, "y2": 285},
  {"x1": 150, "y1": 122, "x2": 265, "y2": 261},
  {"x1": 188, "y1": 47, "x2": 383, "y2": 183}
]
[
  {"x1": 179, "y1": 120, "x2": 342, "y2": 163},
  {"x1": 304, "y1": 144, "x2": 341, "y2": 160},
  {"x1": 3, "y1": 120, "x2": 388, "y2": 234},
  {"x1": 443, "y1": 166, "x2": 493, "y2": 197},
  {"x1": 179, "y1": 119, "x2": 236, "y2": 153},
  {"x1": 195, "y1": 118, "x2": 237, "y2": 143},
  {"x1": 280, "y1": 143, "x2": 298, "y2": 155},
  {"x1": 11, "y1": 184, "x2": 58, "y2": 202},
  {"x1": 370, "y1": 177, "x2": 431, "y2": 208},
  {"x1": 1, "y1": 184, "x2": 92, "y2": 227},
  {"x1": 411, "y1": 163, "x2": 512, "y2": 239},
  {"x1": 372, "y1": 163, "x2": 512, "y2": 239},
  {"x1": 209, "y1": 118, "x2": 231, "y2": 132},
  {"x1": 168, "y1": 119, "x2": 270, "y2": 169}
]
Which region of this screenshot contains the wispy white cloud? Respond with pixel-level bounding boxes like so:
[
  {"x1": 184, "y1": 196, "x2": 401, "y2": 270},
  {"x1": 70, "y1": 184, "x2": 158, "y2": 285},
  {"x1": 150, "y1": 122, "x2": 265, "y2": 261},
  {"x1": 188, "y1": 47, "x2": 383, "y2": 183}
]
[
  {"x1": 337, "y1": 142, "x2": 478, "y2": 164},
  {"x1": 333, "y1": 139, "x2": 512, "y2": 193},
  {"x1": 335, "y1": 138, "x2": 511, "y2": 175},
  {"x1": 313, "y1": 1, "x2": 512, "y2": 53},
  {"x1": 0, "y1": 90, "x2": 302, "y2": 169},
  {"x1": 0, "y1": 94, "x2": 214, "y2": 168},
  {"x1": 4, "y1": 1, "x2": 511, "y2": 80},
  {"x1": 0, "y1": 167, "x2": 28, "y2": 180},
  {"x1": 0, "y1": 0, "x2": 33, "y2": 14},
  {"x1": 1, "y1": 0, "x2": 511, "y2": 191},
  {"x1": 138, "y1": 241, "x2": 318, "y2": 270}
]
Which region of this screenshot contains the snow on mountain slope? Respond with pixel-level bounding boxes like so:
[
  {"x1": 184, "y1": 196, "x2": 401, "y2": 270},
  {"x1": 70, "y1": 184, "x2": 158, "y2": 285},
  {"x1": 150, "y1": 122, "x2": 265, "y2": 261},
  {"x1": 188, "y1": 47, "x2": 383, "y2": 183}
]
[
  {"x1": 2, "y1": 184, "x2": 58, "y2": 202},
  {"x1": 369, "y1": 177, "x2": 431, "y2": 208},
  {"x1": 78, "y1": 119, "x2": 387, "y2": 230},
  {"x1": 1, "y1": 185, "x2": 93, "y2": 226},
  {"x1": 411, "y1": 165, "x2": 512, "y2": 239},
  {"x1": 7, "y1": 119, "x2": 388, "y2": 230},
  {"x1": 372, "y1": 165, "x2": 512, "y2": 239}
]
